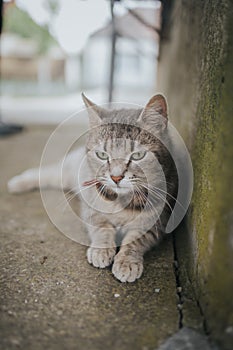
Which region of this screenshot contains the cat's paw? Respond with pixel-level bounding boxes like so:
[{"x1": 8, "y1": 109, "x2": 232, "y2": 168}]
[
  {"x1": 112, "y1": 253, "x2": 143, "y2": 282},
  {"x1": 87, "y1": 247, "x2": 116, "y2": 268},
  {"x1": 8, "y1": 169, "x2": 38, "y2": 194}
]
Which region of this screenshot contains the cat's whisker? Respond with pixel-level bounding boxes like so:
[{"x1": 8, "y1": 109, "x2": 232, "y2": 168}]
[
  {"x1": 138, "y1": 184, "x2": 176, "y2": 229},
  {"x1": 89, "y1": 184, "x2": 107, "y2": 227},
  {"x1": 134, "y1": 185, "x2": 150, "y2": 211},
  {"x1": 147, "y1": 188, "x2": 173, "y2": 213},
  {"x1": 140, "y1": 184, "x2": 174, "y2": 214},
  {"x1": 134, "y1": 187, "x2": 144, "y2": 212},
  {"x1": 64, "y1": 186, "x2": 78, "y2": 196},
  {"x1": 61, "y1": 192, "x2": 79, "y2": 213},
  {"x1": 130, "y1": 178, "x2": 146, "y2": 184},
  {"x1": 148, "y1": 185, "x2": 186, "y2": 212},
  {"x1": 140, "y1": 182, "x2": 175, "y2": 208},
  {"x1": 135, "y1": 183, "x2": 171, "y2": 218},
  {"x1": 157, "y1": 179, "x2": 174, "y2": 187},
  {"x1": 134, "y1": 184, "x2": 162, "y2": 227},
  {"x1": 55, "y1": 183, "x2": 97, "y2": 211},
  {"x1": 148, "y1": 189, "x2": 176, "y2": 227}
]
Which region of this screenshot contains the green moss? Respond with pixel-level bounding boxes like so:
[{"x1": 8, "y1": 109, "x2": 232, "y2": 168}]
[
  {"x1": 158, "y1": 0, "x2": 233, "y2": 348},
  {"x1": 190, "y1": 3, "x2": 233, "y2": 340},
  {"x1": 3, "y1": 5, "x2": 57, "y2": 54}
]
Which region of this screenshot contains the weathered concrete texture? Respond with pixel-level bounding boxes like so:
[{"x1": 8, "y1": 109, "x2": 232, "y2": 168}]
[
  {"x1": 0, "y1": 127, "x2": 180, "y2": 350},
  {"x1": 157, "y1": 327, "x2": 217, "y2": 350},
  {"x1": 157, "y1": 1, "x2": 233, "y2": 349}
]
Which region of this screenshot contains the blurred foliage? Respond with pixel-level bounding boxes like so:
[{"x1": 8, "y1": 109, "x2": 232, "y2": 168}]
[{"x1": 3, "y1": 5, "x2": 57, "y2": 54}]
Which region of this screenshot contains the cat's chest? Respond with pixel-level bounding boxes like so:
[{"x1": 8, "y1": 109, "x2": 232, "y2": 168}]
[{"x1": 82, "y1": 188, "x2": 136, "y2": 219}]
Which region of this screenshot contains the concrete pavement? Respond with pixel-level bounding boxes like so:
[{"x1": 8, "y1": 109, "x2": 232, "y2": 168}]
[{"x1": 0, "y1": 126, "x2": 199, "y2": 350}]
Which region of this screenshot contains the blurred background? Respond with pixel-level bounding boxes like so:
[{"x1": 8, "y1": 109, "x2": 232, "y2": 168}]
[{"x1": 0, "y1": 0, "x2": 161, "y2": 124}]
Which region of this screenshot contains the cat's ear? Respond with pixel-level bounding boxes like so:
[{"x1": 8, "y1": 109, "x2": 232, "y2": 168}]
[
  {"x1": 138, "y1": 94, "x2": 168, "y2": 131},
  {"x1": 82, "y1": 93, "x2": 102, "y2": 128}
]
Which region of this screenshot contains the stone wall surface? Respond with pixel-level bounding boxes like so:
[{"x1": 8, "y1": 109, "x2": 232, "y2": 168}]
[{"x1": 157, "y1": 1, "x2": 233, "y2": 349}]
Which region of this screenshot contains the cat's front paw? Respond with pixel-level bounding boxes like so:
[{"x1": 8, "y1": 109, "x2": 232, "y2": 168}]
[
  {"x1": 112, "y1": 253, "x2": 143, "y2": 282},
  {"x1": 87, "y1": 247, "x2": 116, "y2": 268}
]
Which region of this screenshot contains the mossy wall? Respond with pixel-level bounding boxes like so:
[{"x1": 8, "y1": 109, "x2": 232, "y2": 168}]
[{"x1": 157, "y1": 1, "x2": 233, "y2": 349}]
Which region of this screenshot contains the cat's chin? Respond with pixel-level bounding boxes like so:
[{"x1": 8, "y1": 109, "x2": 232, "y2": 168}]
[{"x1": 111, "y1": 186, "x2": 130, "y2": 195}]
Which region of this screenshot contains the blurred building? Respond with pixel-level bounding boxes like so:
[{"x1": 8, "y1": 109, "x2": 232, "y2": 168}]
[
  {"x1": 0, "y1": 1, "x2": 162, "y2": 123},
  {"x1": 82, "y1": 7, "x2": 161, "y2": 91},
  {"x1": 1, "y1": 32, "x2": 65, "y2": 81}
]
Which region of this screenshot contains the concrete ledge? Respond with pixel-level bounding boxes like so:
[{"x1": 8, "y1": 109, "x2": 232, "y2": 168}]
[{"x1": 0, "y1": 126, "x2": 180, "y2": 350}]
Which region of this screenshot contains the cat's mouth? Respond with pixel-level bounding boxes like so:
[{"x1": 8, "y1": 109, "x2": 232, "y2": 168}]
[{"x1": 82, "y1": 179, "x2": 149, "y2": 208}]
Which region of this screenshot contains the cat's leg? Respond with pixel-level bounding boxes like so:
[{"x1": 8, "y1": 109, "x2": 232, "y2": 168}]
[
  {"x1": 87, "y1": 222, "x2": 117, "y2": 268},
  {"x1": 112, "y1": 228, "x2": 161, "y2": 282}
]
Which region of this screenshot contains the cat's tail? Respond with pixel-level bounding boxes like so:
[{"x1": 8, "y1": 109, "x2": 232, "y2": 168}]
[
  {"x1": 7, "y1": 164, "x2": 65, "y2": 194},
  {"x1": 8, "y1": 168, "x2": 40, "y2": 193},
  {"x1": 8, "y1": 148, "x2": 86, "y2": 194}
]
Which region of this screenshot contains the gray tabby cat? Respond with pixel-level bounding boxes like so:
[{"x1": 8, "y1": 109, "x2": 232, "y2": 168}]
[{"x1": 8, "y1": 93, "x2": 178, "y2": 282}]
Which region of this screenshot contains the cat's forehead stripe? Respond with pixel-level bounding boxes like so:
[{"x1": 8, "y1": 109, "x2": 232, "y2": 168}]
[
  {"x1": 103, "y1": 140, "x2": 107, "y2": 152},
  {"x1": 99, "y1": 124, "x2": 159, "y2": 148},
  {"x1": 99, "y1": 123, "x2": 143, "y2": 142}
]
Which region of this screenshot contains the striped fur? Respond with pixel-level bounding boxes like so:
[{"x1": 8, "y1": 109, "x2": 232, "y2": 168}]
[{"x1": 82, "y1": 94, "x2": 178, "y2": 282}]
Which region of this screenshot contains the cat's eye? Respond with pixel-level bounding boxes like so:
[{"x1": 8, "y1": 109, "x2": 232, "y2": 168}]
[
  {"x1": 96, "y1": 151, "x2": 109, "y2": 160},
  {"x1": 130, "y1": 151, "x2": 147, "y2": 161}
]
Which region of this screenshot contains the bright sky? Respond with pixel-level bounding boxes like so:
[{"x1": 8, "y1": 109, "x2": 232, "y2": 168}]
[
  {"x1": 16, "y1": 0, "x2": 110, "y2": 54},
  {"x1": 15, "y1": 0, "x2": 160, "y2": 55}
]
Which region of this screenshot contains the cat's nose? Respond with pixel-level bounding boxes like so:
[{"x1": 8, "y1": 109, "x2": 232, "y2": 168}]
[{"x1": 111, "y1": 175, "x2": 124, "y2": 184}]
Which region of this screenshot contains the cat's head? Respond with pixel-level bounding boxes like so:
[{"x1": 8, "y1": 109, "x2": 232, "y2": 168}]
[{"x1": 82, "y1": 93, "x2": 172, "y2": 200}]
